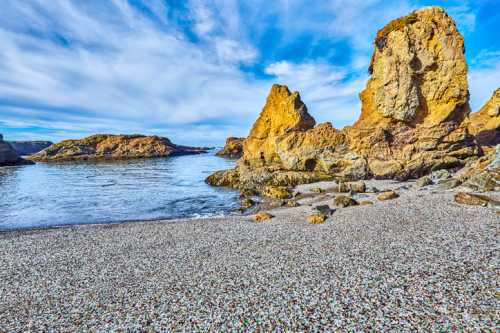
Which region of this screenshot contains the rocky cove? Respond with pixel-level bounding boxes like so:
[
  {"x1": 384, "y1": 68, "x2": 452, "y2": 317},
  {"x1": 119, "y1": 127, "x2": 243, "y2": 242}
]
[{"x1": 0, "y1": 5, "x2": 499, "y2": 332}]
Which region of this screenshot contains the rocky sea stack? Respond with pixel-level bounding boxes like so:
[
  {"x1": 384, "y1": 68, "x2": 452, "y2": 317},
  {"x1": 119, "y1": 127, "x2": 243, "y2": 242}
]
[
  {"x1": 29, "y1": 134, "x2": 207, "y2": 162},
  {"x1": 0, "y1": 134, "x2": 35, "y2": 167},
  {"x1": 208, "y1": 6, "x2": 490, "y2": 191}
]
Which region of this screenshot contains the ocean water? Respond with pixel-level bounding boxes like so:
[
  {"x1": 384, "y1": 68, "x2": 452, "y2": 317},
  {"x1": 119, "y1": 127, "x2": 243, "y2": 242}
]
[{"x1": 0, "y1": 150, "x2": 239, "y2": 231}]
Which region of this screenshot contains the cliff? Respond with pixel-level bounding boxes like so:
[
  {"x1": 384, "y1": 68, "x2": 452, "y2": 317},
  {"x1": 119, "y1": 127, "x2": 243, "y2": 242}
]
[
  {"x1": 9, "y1": 141, "x2": 53, "y2": 156},
  {"x1": 29, "y1": 134, "x2": 207, "y2": 162},
  {"x1": 0, "y1": 134, "x2": 34, "y2": 166}
]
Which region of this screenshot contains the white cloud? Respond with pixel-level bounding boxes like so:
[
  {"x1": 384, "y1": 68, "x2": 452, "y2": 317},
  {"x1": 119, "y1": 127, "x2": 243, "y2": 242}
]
[
  {"x1": 265, "y1": 61, "x2": 366, "y2": 126},
  {"x1": 469, "y1": 51, "x2": 500, "y2": 111}
]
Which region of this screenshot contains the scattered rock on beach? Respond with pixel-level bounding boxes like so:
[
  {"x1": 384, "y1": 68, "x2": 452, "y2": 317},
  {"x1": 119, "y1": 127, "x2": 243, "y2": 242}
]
[
  {"x1": 454, "y1": 192, "x2": 493, "y2": 207},
  {"x1": 359, "y1": 200, "x2": 374, "y2": 205},
  {"x1": 286, "y1": 199, "x2": 300, "y2": 207},
  {"x1": 377, "y1": 191, "x2": 399, "y2": 201},
  {"x1": 334, "y1": 195, "x2": 359, "y2": 208},
  {"x1": 314, "y1": 205, "x2": 335, "y2": 215},
  {"x1": 310, "y1": 187, "x2": 325, "y2": 194},
  {"x1": 307, "y1": 213, "x2": 327, "y2": 224},
  {"x1": 252, "y1": 212, "x2": 274, "y2": 222},
  {"x1": 416, "y1": 176, "x2": 433, "y2": 187},
  {"x1": 262, "y1": 186, "x2": 293, "y2": 199}
]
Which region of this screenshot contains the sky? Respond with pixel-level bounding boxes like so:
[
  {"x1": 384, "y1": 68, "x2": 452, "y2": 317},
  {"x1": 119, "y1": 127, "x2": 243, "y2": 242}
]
[{"x1": 0, "y1": 0, "x2": 499, "y2": 146}]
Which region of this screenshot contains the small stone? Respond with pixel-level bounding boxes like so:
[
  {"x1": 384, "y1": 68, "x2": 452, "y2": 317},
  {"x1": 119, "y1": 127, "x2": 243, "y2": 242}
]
[
  {"x1": 416, "y1": 176, "x2": 433, "y2": 187},
  {"x1": 307, "y1": 213, "x2": 327, "y2": 224},
  {"x1": 310, "y1": 187, "x2": 325, "y2": 194},
  {"x1": 240, "y1": 198, "x2": 255, "y2": 209},
  {"x1": 314, "y1": 205, "x2": 334, "y2": 215},
  {"x1": 334, "y1": 195, "x2": 359, "y2": 208},
  {"x1": 377, "y1": 191, "x2": 399, "y2": 201},
  {"x1": 454, "y1": 192, "x2": 491, "y2": 207},
  {"x1": 286, "y1": 199, "x2": 300, "y2": 207},
  {"x1": 252, "y1": 212, "x2": 274, "y2": 222},
  {"x1": 359, "y1": 200, "x2": 374, "y2": 205},
  {"x1": 347, "y1": 181, "x2": 366, "y2": 193}
]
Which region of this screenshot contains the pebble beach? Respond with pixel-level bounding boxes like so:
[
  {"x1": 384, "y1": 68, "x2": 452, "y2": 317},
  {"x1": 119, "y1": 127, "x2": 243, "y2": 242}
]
[{"x1": 0, "y1": 180, "x2": 498, "y2": 331}]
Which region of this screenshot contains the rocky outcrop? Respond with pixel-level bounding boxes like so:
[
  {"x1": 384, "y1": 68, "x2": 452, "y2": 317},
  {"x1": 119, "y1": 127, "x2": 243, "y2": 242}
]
[
  {"x1": 216, "y1": 137, "x2": 244, "y2": 158},
  {"x1": 9, "y1": 141, "x2": 53, "y2": 156},
  {"x1": 207, "y1": 6, "x2": 481, "y2": 190},
  {"x1": 0, "y1": 134, "x2": 34, "y2": 166},
  {"x1": 455, "y1": 144, "x2": 499, "y2": 192},
  {"x1": 29, "y1": 134, "x2": 207, "y2": 162},
  {"x1": 469, "y1": 88, "x2": 500, "y2": 147},
  {"x1": 241, "y1": 84, "x2": 316, "y2": 167},
  {"x1": 347, "y1": 6, "x2": 479, "y2": 179}
]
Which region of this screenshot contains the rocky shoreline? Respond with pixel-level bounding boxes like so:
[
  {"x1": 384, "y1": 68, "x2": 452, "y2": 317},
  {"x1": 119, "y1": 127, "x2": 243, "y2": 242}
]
[{"x1": 0, "y1": 177, "x2": 497, "y2": 331}]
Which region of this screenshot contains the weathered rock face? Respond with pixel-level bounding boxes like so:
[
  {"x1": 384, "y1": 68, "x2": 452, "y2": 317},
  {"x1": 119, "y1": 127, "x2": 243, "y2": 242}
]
[
  {"x1": 216, "y1": 137, "x2": 244, "y2": 158},
  {"x1": 348, "y1": 6, "x2": 479, "y2": 179},
  {"x1": 0, "y1": 134, "x2": 34, "y2": 166},
  {"x1": 29, "y1": 134, "x2": 207, "y2": 162},
  {"x1": 9, "y1": 141, "x2": 53, "y2": 156},
  {"x1": 469, "y1": 88, "x2": 500, "y2": 147},
  {"x1": 207, "y1": 6, "x2": 482, "y2": 190},
  {"x1": 241, "y1": 84, "x2": 316, "y2": 167}
]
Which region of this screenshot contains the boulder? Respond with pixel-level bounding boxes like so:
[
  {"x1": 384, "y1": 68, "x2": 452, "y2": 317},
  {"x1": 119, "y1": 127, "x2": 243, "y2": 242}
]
[
  {"x1": 262, "y1": 186, "x2": 292, "y2": 199},
  {"x1": 240, "y1": 198, "x2": 255, "y2": 209},
  {"x1": 334, "y1": 195, "x2": 359, "y2": 208},
  {"x1": 216, "y1": 137, "x2": 244, "y2": 158},
  {"x1": 307, "y1": 213, "x2": 327, "y2": 224},
  {"x1": 416, "y1": 176, "x2": 433, "y2": 187},
  {"x1": 8, "y1": 141, "x2": 53, "y2": 156},
  {"x1": 454, "y1": 192, "x2": 493, "y2": 207},
  {"x1": 346, "y1": 6, "x2": 479, "y2": 179},
  {"x1": 29, "y1": 134, "x2": 207, "y2": 162},
  {"x1": 252, "y1": 212, "x2": 274, "y2": 222},
  {"x1": 0, "y1": 134, "x2": 34, "y2": 167},
  {"x1": 469, "y1": 88, "x2": 500, "y2": 147},
  {"x1": 377, "y1": 191, "x2": 399, "y2": 201}
]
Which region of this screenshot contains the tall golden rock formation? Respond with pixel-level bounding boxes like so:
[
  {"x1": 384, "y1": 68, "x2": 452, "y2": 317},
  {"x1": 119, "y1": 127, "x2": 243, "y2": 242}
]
[
  {"x1": 241, "y1": 84, "x2": 315, "y2": 167},
  {"x1": 347, "y1": 6, "x2": 479, "y2": 179}
]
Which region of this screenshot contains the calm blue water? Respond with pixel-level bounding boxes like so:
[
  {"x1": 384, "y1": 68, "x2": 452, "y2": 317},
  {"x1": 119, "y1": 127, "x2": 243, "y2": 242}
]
[{"x1": 0, "y1": 150, "x2": 239, "y2": 231}]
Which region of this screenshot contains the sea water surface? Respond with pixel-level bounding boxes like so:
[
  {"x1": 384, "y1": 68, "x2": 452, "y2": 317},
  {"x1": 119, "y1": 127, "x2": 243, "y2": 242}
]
[{"x1": 0, "y1": 150, "x2": 239, "y2": 231}]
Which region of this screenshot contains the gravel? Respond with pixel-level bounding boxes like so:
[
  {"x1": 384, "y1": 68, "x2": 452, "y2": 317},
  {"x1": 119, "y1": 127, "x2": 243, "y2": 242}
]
[{"x1": 0, "y1": 181, "x2": 498, "y2": 331}]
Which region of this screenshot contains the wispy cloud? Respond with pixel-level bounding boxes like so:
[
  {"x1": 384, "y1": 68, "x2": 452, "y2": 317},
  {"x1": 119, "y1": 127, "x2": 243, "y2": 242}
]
[{"x1": 0, "y1": 0, "x2": 497, "y2": 144}]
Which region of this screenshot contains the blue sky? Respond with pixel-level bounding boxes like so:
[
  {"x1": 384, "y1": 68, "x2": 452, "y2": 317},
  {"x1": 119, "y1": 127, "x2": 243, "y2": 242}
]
[{"x1": 0, "y1": 0, "x2": 499, "y2": 145}]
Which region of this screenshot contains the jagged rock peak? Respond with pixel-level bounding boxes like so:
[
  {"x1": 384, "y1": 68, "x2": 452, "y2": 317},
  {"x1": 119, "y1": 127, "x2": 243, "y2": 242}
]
[
  {"x1": 360, "y1": 6, "x2": 469, "y2": 126},
  {"x1": 242, "y1": 84, "x2": 316, "y2": 166}
]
